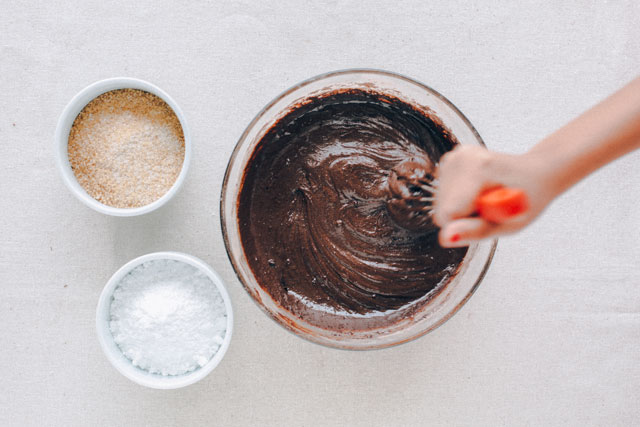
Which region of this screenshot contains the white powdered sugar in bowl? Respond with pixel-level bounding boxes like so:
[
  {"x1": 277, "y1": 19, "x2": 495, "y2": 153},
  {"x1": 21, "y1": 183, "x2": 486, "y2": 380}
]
[
  {"x1": 110, "y1": 259, "x2": 227, "y2": 376},
  {"x1": 96, "y1": 252, "x2": 233, "y2": 389}
]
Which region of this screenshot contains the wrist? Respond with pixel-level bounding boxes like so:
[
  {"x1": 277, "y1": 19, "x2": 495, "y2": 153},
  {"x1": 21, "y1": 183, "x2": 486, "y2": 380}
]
[{"x1": 520, "y1": 149, "x2": 563, "y2": 199}]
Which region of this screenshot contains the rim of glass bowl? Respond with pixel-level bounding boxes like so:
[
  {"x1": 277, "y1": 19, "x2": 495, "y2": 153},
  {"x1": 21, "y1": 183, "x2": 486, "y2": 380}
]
[{"x1": 220, "y1": 68, "x2": 497, "y2": 350}]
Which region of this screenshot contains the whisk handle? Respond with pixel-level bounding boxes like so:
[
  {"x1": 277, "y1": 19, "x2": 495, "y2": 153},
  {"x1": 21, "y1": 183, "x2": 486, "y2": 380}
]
[{"x1": 476, "y1": 187, "x2": 529, "y2": 223}]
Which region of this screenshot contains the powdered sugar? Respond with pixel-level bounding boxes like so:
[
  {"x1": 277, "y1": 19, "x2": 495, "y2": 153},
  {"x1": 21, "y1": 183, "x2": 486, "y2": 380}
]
[{"x1": 109, "y1": 259, "x2": 227, "y2": 376}]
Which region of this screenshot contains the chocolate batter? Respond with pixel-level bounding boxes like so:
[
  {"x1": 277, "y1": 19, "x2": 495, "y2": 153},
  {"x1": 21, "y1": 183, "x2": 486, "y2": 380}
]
[
  {"x1": 387, "y1": 156, "x2": 437, "y2": 231},
  {"x1": 238, "y1": 89, "x2": 467, "y2": 330}
]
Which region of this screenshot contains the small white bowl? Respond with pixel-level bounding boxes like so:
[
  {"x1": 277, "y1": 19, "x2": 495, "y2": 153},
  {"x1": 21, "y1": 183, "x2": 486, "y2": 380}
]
[
  {"x1": 54, "y1": 77, "x2": 192, "y2": 216},
  {"x1": 96, "y1": 252, "x2": 233, "y2": 389}
]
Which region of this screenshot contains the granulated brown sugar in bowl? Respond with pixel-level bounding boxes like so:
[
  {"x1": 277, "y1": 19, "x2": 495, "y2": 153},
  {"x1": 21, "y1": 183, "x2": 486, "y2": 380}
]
[{"x1": 67, "y1": 89, "x2": 185, "y2": 208}]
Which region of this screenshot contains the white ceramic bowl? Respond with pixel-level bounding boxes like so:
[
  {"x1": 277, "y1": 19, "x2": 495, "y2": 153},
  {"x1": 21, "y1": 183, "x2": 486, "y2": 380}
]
[
  {"x1": 96, "y1": 252, "x2": 233, "y2": 389},
  {"x1": 54, "y1": 77, "x2": 192, "y2": 216}
]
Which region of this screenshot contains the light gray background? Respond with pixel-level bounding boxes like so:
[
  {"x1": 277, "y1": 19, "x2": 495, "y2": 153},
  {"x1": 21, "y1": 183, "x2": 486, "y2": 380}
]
[{"x1": 1, "y1": 1, "x2": 639, "y2": 426}]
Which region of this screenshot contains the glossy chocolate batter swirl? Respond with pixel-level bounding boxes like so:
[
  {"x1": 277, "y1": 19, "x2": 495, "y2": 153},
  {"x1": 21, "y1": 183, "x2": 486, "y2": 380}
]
[
  {"x1": 387, "y1": 156, "x2": 437, "y2": 231},
  {"x1": 238, "y1": 89, "x2": 467, "y2": 329}
]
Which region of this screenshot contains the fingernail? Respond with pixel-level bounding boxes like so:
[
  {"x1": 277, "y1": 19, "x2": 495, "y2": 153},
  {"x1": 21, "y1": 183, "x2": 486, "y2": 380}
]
[{"x1": 450, "y1": 233, "x2": 461, "y2": 243}]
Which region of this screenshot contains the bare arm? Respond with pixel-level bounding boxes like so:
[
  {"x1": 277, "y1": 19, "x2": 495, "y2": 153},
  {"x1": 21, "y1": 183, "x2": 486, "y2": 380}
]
[{"x1": 434, "y1": 76, "x2": 640, "y2": 247}]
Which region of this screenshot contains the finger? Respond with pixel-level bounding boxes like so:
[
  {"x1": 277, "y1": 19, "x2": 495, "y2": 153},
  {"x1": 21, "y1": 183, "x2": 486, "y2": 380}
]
[
  {"x1": 433, "y1": 153, "x2": 485, "y2": 226},
  {"x1": 439, "y1": 215, "x2": 529, "y2": 247},
  {"x1": 438, "y1": 218, "x2": 497, "y2": 248},
  {"x1": 434, "y1": 184, "x2": 480, "y2": 226}
]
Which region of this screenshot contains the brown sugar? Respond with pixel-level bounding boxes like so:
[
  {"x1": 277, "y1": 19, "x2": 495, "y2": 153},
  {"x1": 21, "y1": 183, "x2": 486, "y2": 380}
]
[{"x1": 68, "y1": 89, "x2": 185, "y2": 208}]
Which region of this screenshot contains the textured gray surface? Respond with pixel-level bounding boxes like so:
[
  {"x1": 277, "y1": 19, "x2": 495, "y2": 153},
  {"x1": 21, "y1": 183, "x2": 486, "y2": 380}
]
[{"x1": 1, "y1": 1, "x2": 639, "y2": 426}]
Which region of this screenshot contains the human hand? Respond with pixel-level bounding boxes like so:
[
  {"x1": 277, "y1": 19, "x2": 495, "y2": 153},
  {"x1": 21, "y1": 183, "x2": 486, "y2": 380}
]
[
  {"x1": 433, "y1": 77, "x2": 640, "y2": 248},
  {"x1": 433, "y1": 146, "x2": 555, "y2": 248}
]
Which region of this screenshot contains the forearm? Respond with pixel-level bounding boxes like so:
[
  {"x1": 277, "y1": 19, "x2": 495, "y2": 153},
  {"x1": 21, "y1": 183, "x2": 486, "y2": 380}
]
[
  {"x1": 526, "y1": 76, "x2": 640, "y2": 198},
  {"x1": 435, "y1": 76, "x2": 640, "y2": 246}
]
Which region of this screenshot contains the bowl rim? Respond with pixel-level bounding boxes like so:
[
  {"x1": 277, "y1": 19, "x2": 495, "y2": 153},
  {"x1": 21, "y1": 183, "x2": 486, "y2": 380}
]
[
  {"x1": 54, "y1": 77, "x2": 192, "y2": 217},
  {"x1": 220, "y1": 68, "x2": 497, "y2": 350},
  {"x1": 96, "y1": 251, "x2": 234, "y2": 389}
]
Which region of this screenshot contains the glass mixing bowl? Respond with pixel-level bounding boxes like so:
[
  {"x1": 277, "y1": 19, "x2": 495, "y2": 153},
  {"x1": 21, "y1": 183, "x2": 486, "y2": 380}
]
[{"x1": 221, "y1": 69, "x2": 497, "y2": 350}]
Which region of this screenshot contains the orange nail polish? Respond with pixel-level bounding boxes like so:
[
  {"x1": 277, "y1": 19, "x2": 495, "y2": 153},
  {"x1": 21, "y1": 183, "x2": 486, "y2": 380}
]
[{"x1": 450, "y1": 233, "x2": 460, "y2": 242}]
